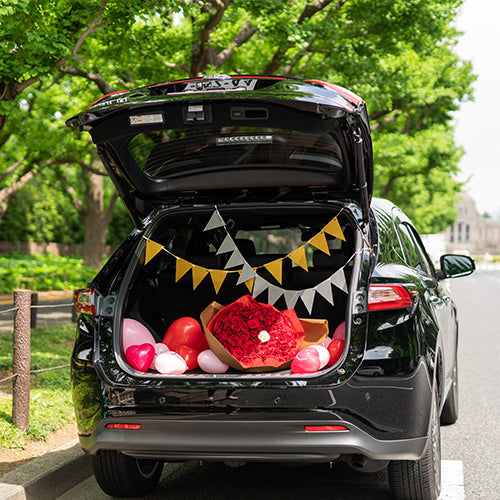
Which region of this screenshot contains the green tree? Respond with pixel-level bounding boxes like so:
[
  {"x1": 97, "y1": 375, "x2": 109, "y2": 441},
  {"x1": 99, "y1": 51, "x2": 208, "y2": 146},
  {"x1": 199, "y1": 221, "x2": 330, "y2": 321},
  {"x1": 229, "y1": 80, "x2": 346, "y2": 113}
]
[
  {"x1": 0, "y1": 0, "x2": 158, "y2": 265},
  {"x1": 0, "y1": 0, "x2": 475, "y2": 268},
  {"x1": 61, "y1": 0, "x2": 472, "y2": 232}
]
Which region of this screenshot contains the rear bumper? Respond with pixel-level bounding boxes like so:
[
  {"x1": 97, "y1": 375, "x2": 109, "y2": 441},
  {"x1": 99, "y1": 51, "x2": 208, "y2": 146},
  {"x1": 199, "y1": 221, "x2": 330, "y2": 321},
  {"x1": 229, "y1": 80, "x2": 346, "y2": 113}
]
[{"x1": 80, "y1": 418, "x2": 428, "y2": 462}]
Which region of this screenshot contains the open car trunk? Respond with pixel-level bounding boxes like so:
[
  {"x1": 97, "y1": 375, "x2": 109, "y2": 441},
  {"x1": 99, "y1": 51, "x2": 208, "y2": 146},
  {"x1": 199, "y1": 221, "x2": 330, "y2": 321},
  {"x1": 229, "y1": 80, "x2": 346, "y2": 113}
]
[{"x1": 114, "y1": 201, "x2": 360, "y2": 379}]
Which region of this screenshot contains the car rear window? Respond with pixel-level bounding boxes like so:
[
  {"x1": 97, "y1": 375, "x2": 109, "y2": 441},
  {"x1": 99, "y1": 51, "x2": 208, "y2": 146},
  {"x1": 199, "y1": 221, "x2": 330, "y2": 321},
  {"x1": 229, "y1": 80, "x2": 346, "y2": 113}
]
[{"x1": 128, "y1": 127, "x2": 344, "y2": 179}]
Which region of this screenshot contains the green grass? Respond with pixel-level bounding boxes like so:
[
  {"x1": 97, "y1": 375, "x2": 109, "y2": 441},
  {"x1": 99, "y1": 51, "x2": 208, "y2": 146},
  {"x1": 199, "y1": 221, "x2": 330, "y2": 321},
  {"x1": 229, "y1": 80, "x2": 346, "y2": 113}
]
[
  {"x1": 0, "y1": 252, "x2": 98, "y2": 294},
  {"x1": 0, "y1": 323, "x2": 75, "y2": 450}
]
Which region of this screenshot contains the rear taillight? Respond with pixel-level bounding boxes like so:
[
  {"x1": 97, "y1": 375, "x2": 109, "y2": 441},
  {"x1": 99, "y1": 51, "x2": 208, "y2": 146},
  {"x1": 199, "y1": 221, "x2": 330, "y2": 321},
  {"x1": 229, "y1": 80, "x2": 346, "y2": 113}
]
[
  {"x1": 304, "y1": 425, "x2": 348, "y2": 432},
  {"x1": 105, "y1": 423, "x2": 142, "y2": 430},
  {"x1": 368, "y1": 285, "x2": 413, "y2": 311},
  {"x1": 74, "y1": 288, "x2": 95, "y2": 315}
]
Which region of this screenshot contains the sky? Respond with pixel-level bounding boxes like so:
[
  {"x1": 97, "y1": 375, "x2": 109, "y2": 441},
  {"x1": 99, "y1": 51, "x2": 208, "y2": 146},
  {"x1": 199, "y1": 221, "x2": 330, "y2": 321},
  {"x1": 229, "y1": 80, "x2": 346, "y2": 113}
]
[{"x1": 453, "y1": 0, "x2": 500, "y2": 216}]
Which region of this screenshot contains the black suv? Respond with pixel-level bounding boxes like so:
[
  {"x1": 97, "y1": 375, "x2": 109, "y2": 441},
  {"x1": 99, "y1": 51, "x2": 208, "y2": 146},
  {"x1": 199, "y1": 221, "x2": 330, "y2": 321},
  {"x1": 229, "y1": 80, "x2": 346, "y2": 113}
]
[{"x1": 67, "y1": 75, "x2": 474, "y2": 499}]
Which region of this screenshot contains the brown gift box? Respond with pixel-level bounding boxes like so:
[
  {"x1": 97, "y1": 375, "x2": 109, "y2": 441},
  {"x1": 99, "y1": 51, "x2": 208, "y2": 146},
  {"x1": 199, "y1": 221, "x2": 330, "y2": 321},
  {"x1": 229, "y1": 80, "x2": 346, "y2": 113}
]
[{"x1": 200, "y1": 301, "x2": 329, "y2": 373}]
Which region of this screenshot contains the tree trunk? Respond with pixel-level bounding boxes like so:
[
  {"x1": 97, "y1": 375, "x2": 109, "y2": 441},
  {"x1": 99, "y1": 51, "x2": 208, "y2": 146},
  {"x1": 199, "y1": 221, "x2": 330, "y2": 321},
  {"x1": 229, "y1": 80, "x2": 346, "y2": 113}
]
[{"x1": 82, "y1": 172, "x2": 108, "y2": 268}]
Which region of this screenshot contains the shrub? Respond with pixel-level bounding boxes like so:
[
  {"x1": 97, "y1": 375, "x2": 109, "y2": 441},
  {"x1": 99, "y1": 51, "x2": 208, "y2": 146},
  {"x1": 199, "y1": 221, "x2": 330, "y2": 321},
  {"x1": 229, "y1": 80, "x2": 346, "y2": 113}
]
[{"x1": 0, "y1": 252, "x2": 98, "y2": 294}]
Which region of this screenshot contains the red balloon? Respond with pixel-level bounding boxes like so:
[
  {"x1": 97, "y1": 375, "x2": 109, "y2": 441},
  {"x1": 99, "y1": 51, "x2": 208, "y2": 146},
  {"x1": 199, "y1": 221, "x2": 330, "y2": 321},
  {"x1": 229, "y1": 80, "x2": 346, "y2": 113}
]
[
  {"x1": 163, "y1": 317, "x2": 209, "y2": 352},
  {"x1": 327, "y1": 339, "x2": 345, "y2": 367},
  {"x1": 291, "y1": 347, "x2": 321, "y2": 374},
  {"x1": 175, "y1": 345, "x2": 200, "y2": 371},
  {"x1": 125, "y1": 343, "x2": 155, "y2": 372}
]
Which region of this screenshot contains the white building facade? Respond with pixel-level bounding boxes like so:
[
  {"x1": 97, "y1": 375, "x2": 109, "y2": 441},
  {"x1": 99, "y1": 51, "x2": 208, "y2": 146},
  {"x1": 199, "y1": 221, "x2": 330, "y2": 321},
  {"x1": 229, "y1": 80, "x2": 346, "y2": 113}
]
[{"x1": 443, "y1": 194, "x2": 500, "y2": 254}]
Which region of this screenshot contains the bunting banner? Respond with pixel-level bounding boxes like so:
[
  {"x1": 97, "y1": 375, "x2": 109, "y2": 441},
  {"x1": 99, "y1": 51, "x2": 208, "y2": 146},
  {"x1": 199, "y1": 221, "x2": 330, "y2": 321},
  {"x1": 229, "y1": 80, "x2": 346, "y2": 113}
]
[
  {"x1": 141, "y1": 207, "x2": 350, "y2": 315},
  {"x1": 144, "y1": 239, "x2": 164, "y2": 265}
]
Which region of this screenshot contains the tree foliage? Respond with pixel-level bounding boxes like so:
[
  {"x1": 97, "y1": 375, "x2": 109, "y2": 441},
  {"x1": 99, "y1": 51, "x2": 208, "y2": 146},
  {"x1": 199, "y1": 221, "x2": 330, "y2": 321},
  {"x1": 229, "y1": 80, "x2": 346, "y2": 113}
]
[{"x1": 0, "y1": 0, "x2": 475, "y2": 264}]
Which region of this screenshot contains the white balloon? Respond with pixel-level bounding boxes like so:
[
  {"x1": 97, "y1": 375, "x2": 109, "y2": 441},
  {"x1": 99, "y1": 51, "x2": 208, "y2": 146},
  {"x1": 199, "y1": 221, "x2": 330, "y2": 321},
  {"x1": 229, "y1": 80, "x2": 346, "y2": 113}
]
[
  {"x1": 198, "y1": 350, "x2": 229, "y2": 374},
  {"x1": 310, "y1": 344, "x2": 330, "y2": 368},
  {"x1": 155, "y1": 352, "x2": 187, "y2": 375},
  {"x1": 151, "y1": 343, "x2": 169, "y2": 371}
]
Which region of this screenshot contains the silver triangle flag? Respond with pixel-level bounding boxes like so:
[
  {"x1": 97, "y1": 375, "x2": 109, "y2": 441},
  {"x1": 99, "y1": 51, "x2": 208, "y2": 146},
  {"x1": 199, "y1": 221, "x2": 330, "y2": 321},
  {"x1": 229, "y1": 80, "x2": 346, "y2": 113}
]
[
  {"x1": 252, "y1": 275, "x2": 269, "y2": 298},
  {"x1": 237, "y1": 262, "x2": 257, "y2": 285},
  {"x1": 203, "y1": 208, "x2": 225, "y2": 231},
  {"x1": 267, "y1": 284, "x2": 283, "y2": 306},
  {"x1": 224, "y1": 248, "x2": 245, "y2": 269},
  {"x1": 300, "y1": 288, "x2": 316, "y2": 315},
  {"x1": 283, "y1": 290, "x2": 299, "y2": 310},
  {"x1": 316, "y1": 280, "x2": 334, "y2": 305},
  {"x1": 330, "y1": 269, "x2": 348, "y2": 293},
  {"x1": 216, "y1": 234, "x2": 236, "y2": 255}
]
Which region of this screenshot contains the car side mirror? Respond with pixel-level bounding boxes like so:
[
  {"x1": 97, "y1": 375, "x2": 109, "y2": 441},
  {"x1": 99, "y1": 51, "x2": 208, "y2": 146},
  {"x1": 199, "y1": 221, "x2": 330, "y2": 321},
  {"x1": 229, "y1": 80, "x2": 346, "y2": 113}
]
[{"x1": 436, "y1": 254, "x2": 475, "y2": 280}]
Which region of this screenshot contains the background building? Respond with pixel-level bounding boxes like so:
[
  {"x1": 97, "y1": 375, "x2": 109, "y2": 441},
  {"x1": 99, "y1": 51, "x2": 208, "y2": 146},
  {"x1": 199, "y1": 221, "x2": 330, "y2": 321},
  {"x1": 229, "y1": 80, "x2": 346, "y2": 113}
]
[{"x1": 443, "y1": 194, "x2": 500, "y2": 254}]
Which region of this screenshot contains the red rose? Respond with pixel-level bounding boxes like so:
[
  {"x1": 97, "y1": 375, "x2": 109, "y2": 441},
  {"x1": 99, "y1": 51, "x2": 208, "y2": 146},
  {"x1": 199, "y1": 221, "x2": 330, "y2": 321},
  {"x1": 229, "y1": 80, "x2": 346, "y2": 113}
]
[
  {"x1": 207, "y1": 295, "x2": 305, "y2": 369},
  {"x1": 247, "y1": 318, "x2": 260, "y2": 330}
]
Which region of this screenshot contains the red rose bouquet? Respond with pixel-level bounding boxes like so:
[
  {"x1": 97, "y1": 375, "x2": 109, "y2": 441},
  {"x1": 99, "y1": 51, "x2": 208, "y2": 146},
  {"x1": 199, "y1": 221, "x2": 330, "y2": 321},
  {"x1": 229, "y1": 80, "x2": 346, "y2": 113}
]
[{"x1": 206, "y1": 295, "x2": 305, "y2": 370}]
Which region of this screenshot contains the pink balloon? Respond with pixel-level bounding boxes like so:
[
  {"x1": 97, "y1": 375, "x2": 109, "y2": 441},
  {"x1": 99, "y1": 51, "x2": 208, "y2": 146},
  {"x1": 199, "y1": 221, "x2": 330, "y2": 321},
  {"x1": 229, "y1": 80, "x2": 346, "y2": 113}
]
[
  {"x1": 198, "y1": 350, "x2": 229, "y2": 374},
  {"x1": 122, "y1": 318, "x2": 156, "y2": 351},
  {"x1": 291, "y1": 347, "x2": 321, "y2": 374},
  {"x1": 320, "y1": 337, "x2": 332, "y2": 349},
  {"x1": 310, "y1": 344, "x2": 330, "y2": 369},
  {"x1": 333, "y1": 321, "x2": 346, "y2": 341},
  {"x1": 155, "y1": 352, "x2": 187, "y2": 375},
  {"x1": 125, "y1": 343, "x2": 155, "y2": 372},
  {"x1": 151, "y1": 343, "x2": 169, "y2": 371}
]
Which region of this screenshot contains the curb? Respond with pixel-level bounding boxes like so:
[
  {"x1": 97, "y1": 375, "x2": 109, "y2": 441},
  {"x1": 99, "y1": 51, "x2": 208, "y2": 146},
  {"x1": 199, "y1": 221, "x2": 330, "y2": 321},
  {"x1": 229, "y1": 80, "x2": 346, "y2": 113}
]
[{"x1": 0, "y1": 439, "x2": 92, "y2": 500}]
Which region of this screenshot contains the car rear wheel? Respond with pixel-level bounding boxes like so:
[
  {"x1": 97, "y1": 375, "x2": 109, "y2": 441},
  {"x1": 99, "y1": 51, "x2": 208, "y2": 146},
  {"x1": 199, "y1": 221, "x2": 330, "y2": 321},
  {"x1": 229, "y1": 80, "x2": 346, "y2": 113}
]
[
  {"x1": 388, "y1": 390, "x2": 441, "y2": 500},
  {"x1": 440, "y1": 356, "x2": 459, "y2": 425},
  {"x1": 93, "y1": 450, "x2": 163, "y2": 497}
]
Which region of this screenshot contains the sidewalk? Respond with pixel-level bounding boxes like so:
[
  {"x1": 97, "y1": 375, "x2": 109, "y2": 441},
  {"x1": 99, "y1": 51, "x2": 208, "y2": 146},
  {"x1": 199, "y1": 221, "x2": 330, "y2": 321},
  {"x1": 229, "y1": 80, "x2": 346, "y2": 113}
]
[{"x1": 0, "y1": 439, "x2": 92, "y2": 500}]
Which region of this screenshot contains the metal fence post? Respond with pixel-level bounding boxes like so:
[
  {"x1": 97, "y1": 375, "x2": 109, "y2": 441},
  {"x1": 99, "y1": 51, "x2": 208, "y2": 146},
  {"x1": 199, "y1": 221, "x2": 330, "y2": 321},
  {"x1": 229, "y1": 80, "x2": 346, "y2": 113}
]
[{"x1": 12, "y1": 289, "x2": 31, "y2": 431}]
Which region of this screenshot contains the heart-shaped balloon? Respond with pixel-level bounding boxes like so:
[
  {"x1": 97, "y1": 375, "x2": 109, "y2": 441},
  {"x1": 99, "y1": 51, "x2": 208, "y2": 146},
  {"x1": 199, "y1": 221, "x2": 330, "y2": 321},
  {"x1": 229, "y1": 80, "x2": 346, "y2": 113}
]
[
  {"x1": 175, "y1": 345, "x2": 200, "y2": 371},
  {"x1": 163, "y1": 317, "x2": 209, "y2": 352},
  {"x1": 310, "y1": 344, "x2": 330, "y2": 369},
  {"x1": 151, "y1": 342, "x2": 169, "y2": 371},
  {"x1": 327, "y1": 339, "x2": 345, "y2": 367},
  {"x1": 125, "y1": 343, "x2": 155, "y2": 372},
  {"x1": 291, "y1": 347, "x2": 321, "y2": 374},
  {"x1": 155, "y1": 352, "x2": 187, "y2": 375},
  {"x1": 122, "y1": 318, "x2": 156, "y2": 352},
  {"x1": 198, "y1": 349, "x2": 229, "y2": 374}
]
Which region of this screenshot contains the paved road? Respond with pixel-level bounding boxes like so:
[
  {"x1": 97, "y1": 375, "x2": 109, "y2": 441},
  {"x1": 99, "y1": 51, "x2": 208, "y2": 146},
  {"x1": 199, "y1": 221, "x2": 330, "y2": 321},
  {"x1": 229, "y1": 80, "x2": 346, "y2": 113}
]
[
  {"x1": 440, "y1": 266, "x2": 500, "y2": 499},
  {"x1": 57, "y1": 267, "x2": 499, "y2": 499}
]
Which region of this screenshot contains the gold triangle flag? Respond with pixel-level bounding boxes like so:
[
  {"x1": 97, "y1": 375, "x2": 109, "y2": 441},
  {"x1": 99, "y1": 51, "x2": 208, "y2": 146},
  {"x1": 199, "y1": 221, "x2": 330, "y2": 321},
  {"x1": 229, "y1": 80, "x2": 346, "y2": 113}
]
[
  {"x1": 175, "y1": 258, "x2": 193, "y2": 282},
  {"x1": 264, "y1": 259, "x2": 283, "y2": 284},
  {"x1": 324, "y1": 217, "x2": 346, "y2": 241},
  {"x1": 210, "y1": 269, "x2": 227, "y2": 294},
  {"x1": 144, "y1": 239, "x2": 164, "y2": 265},
  {"x1": 243, "y1": 277, "x2": 255, "y2": 293},
  {"x1": 192, "y1": 266, "x2": 209, "y2": 290},
  {"x1": 308, "y1": 231, "x2": 330, "y2": 255},
  {"x1": 288, "y1": 246, "x2": 308, "y2": 271}
]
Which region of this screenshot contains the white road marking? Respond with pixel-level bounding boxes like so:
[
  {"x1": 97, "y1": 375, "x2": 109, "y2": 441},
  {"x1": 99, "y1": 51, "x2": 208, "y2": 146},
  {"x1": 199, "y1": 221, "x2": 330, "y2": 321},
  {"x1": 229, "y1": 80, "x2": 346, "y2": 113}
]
[{"x1": 440, "y1": 460, "x2": 465, "y2": 499}]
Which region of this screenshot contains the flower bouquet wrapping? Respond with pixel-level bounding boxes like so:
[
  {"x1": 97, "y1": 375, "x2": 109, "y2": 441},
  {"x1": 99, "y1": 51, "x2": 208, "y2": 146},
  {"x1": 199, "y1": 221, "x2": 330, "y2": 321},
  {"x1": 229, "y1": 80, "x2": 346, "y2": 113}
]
[{"x1": 201, "y1": 295, "x2": 329, "y2": 373}]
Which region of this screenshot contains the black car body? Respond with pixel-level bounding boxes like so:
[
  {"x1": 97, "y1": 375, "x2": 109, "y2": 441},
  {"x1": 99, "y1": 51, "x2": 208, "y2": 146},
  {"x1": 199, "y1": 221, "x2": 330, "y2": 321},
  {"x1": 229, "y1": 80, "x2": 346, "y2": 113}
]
[{"x1": 67, "y1": 75, "x2": 474, "y2": 499}]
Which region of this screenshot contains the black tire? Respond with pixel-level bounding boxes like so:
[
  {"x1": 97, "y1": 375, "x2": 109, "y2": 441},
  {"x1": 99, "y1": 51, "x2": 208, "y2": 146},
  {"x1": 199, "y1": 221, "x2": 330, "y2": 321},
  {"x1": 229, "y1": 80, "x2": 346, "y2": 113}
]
[
  {"x1": 388, "y1": 390, "x2": 441, "y2": 500},
  {"x1": 93, "y1": 450, "x2": 163, "y2": 498},
  {"x1": 440, "y1": 356, "x2": 459, "y2": 425}
]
